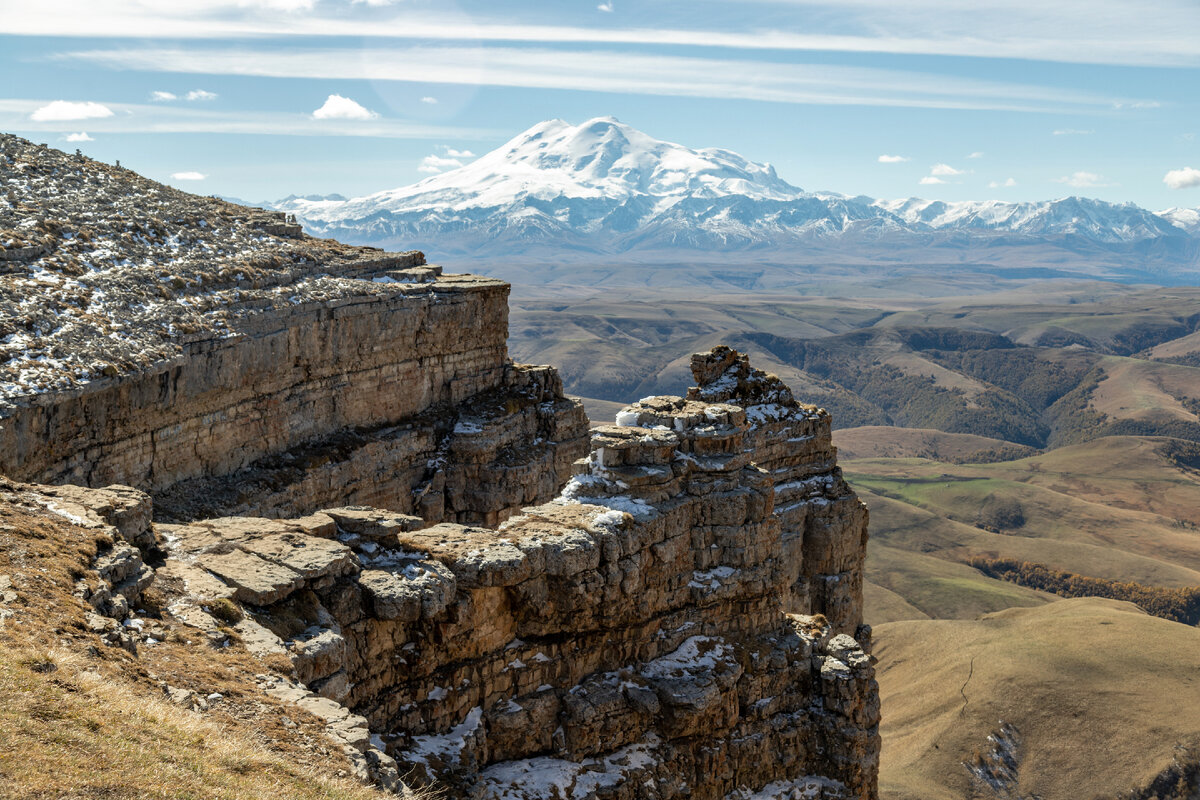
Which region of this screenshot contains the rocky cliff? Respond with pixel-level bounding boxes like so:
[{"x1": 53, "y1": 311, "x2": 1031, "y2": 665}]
[
  {"x1": 0, "y1": 134, "x2": 878, "y2": 799},
  {"x1": 0, "y1": 133, "x2": 588, "y2": 525}
]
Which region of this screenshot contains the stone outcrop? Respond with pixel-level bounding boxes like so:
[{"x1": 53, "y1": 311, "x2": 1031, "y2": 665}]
[
  {"x1": 140, "y1": 347, "x2": 879, "y2": 799},
  {"x1": 0, "y1": 269, "x2": 588, "y2": 525}
]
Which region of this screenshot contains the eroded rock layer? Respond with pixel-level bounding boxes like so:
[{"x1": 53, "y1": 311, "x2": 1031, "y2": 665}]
[
  {"x1": 145, "y1": 347, "x2": 878, "y2": 799},
  {"x1": 0, "y1": 264, "x2": 588, "y2": 525}
]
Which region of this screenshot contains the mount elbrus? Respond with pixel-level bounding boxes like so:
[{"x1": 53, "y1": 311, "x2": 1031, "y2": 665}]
[
  {"x1": 0, "y1": 133, "x2": 879, "y2": 798},
  {"x1": 273, "y1": 117, "x2": 1200, "y2": 278}
]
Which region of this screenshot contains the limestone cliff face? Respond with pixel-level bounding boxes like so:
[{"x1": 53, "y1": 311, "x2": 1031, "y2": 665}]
[
  {"x1": 132, "y1": 346, "x2": 879, "y2": 799},
  {"x1": 0, "y1": 264, "x2": 588, "y2": 527}
]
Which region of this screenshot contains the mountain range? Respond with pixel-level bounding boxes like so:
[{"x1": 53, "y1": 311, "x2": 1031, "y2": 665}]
[{"x1": 274, "y1": 117, "x2": 1200, "y2": 276}]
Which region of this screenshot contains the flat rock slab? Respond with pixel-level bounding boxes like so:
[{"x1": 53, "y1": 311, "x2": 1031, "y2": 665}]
[
  {"x1": 202, "y1": 550, "x2": 304, "y2": 605},
  {"x1": 240, "y1": 533, "x2": 358, "y2": 580},
  {"x1": 323, "y1": 507, "x2": 425, "y2": 539},
  {"x1": 155, "y1": 559, "x2": 237, "y2": 603}
]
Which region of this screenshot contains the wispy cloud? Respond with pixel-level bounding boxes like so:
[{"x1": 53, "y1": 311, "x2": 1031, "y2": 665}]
[
  {"x1": 1164, "y1": 167, "x2": 1200, "y2": 190},
  {"x1": 62, "y1": 131, "x2": 93, "y2": 141},
  {"x1": 59, "y1": 46, "x2": 1121, "y2": 114},
  {"x1": 878, "y1": 154, "x2": 908, "y2": 163},
  {"x1": 989, "y1": 177, "x2": 1016, "y2": 188},
  {"x1": 967, "y1": 151, "x2": 983, "y2": 159},
  {"x1": 171, "y1": 171, "x2": 206, "y2": 180},
  {"x1": 150, "y1": 90, "x2": 177, "y2": 102},
  {"x1": 930, "y1": 163, "x2": 963, "y2": 176},
  {"x1": 1054, "y1": 170, "x2": 1112, "y2": 188},
  {"x1": 311, "y1": 94, "x2": 377, "y2": 120},
  {"x1": 1053, "y1": 128, "x2": 1093, "y2": 135},
  {"x1": 418, "y1": 154, "x2": 464, "y2": 173},
  {"x1": 919, "y1": 176, "x2": 944, "y2": 185},
  {"x1": 186, "y1": 89, "x2": 218, "y2": 101},
  {"x1": 8, "y1": 1, "x2": 1200, "y2": 68},
  {"x1": 420, "y1": 96, "x2": 439, "y2": 104},
  {"x1": 444, "y1": 147, "x2": 475, "y2": 158},
  {"x1": 30, "y1": 100, "x2": 113, "y2": 121},
  {"x1": 597, "y1": 1, "x2": 614, "y2": 11}
]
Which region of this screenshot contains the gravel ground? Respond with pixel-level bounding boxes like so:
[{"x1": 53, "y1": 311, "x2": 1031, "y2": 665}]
[{"x1": 0, "y1": 133, "x2": 421, "y2": 405}]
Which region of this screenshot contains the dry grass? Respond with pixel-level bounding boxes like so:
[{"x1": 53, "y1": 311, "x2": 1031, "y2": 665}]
[
  {"x1": 0, "y1": 494, "x2": 390, "y2": 800},
  {"x1": 875, "y1": 599, "x2": 1200, "y2": 800}
]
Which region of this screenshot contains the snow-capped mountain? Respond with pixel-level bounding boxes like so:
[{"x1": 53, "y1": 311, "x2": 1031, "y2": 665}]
[{"x1": 275, "y1": 117, "x2": 1199, "y2": 269}]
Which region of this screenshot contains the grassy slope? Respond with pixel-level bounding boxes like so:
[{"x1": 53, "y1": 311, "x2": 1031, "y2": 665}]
[
  {"x1": 875, "y1": 599, "x2": 1200, "y2": 800},
  {"x1": 0, "y1": 499, "x2": 389, "y2": 800},
  {"x1": 833, "y1": 426, "x2": 1036, "y2": 461}
]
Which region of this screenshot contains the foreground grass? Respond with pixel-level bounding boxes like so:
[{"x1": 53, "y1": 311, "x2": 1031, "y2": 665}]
[
  {"x1": 0, "y1": 645, "x2": 380, "y2": 800},
  {"x1": 0, "y1": 493, "x2": 387, "y2": 800}
]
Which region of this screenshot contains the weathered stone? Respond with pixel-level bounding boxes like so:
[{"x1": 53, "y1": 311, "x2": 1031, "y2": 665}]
[
  {"x1": 202, "y1": 550, "x2": 304, "y2": 605},
  {"x1": 240, "y1": 533, "x2": 357, "y2": 581}
]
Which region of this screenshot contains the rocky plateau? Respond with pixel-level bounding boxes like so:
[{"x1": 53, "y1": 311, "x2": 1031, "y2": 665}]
[{"x1": 0, "y1": 134, "x2": 879, "y2": 799}]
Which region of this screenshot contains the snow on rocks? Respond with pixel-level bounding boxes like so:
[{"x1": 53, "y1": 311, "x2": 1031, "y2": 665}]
[{"x1": 0, "y1": 132, "x2": 425, "y2": 406}]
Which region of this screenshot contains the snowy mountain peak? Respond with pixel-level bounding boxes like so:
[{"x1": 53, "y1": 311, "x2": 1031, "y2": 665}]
[
  {"x1": 271, "y1": 118, "x2": 1199, "y2": 267},
  {"x1": 485, "y1": 116, "x2": 802, "y2": 202}
]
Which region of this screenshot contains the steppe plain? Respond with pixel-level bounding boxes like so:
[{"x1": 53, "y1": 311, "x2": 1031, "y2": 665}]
[{"x1": 498, "y1": 260, "x2": 1200, "y2": 799}]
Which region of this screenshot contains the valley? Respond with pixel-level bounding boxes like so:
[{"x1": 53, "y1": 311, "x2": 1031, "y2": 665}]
[{"x1": 507, "y1": 273, "x2": 1200, "y2": 799}]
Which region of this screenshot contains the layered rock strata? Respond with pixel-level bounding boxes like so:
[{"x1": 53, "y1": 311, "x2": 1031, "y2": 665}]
[
  {"x1": 145, "y1": 347, "x2": 879, "y2": 799},
  {"x1": 0, "y1": 264, "x2": 587, "y2": 525}
]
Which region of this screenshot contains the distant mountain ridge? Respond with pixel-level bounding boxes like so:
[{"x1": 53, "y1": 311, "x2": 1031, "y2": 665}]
[{"x1": 273, "y1": 117, "x2": 1200, "y2": 273}]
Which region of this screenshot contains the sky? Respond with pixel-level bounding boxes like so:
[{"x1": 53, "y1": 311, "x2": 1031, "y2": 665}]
[{"x1": 1, "y1": 0, "x2": 1198, "y2": 209}]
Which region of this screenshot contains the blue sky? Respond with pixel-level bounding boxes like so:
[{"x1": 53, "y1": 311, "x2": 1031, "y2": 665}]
[{"x1": 2, "y1": 0, "x2": 1198, "y2": 209}]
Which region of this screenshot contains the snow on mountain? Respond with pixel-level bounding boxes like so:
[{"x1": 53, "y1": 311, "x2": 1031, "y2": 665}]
[
  {"x1": 274, "y1": 117, "x2": 1199, "y2": 263},
  {"x1": 1160, "y1": 207, "x2": 1200, "y2": 233}
]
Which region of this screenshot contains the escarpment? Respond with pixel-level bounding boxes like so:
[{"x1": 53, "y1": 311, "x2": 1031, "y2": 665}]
[{"x1": 0, "y1": 135, "x2": 879, "y2": 799}]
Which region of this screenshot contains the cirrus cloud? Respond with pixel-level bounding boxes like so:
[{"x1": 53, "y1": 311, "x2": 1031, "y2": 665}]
[
  {"x1": 878, "y1": 154, "x2": 908, "y2": 163},
  {"x1": 1164, "y1": 167, "x2": 1200, "y2": 190},
  {"x1": 312, "y1": 94, "x2": 377, "y2": 120},
  {"x1": 30, "y1": 100, "x2": 113, "y2": 121}
]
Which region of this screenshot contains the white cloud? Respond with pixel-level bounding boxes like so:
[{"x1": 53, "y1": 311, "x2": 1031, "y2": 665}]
[
  {"x1": 171, "y1": 171, "x2": 206, "y2": 180},
  {"x1": 1054, "y1": 171, "x2": 1110, "y2": 188},
  {"x1": 988, "y1": 178, "x2": 1017, "y2": 188},
  {"x1": 0, "y1": 97, "x2": 495, "y2": 140},
  {"x1": 444, "y1": 147, "x2": 475, "y2": 158},
  {"x1": 351, "y1": 0, "x2": 397, "y2": 5},
  {"x1": 312, "y1": 94, "x2": 378, "y2": 119},
  {"x1": 30, "y1": 100, "x2": 114, "y2": 121},
  {"x1": 1164, "y1": 167, "x2": 1200, "y2": 190},
  {"x1": 1053, "y1": 128, "x2": 1092, "y2": 135},
  {"x1": 877, "y1": 154, "x2": 908, "y2": 163},
  {"x1": 186, "y1": 89, "x2": 218, "y2": 101},
  {"x1": 919, "y1": 176, "x2": 945, "y2": 185},
  {"x1": 930, "y1": 163, "x2": 963, "y2": 176},
  {"x1": 420, "y1": 96, "x2": 439, "y2": 104},
  {"x1": 597, "y1": 1, "x2": 614, "y2": 10},
  {"x1": 1113, "y1": 100, "x2": 1160, "y2": 109},
  {"x1": 418, "y1": 154, "x2": 464, "y2": 173},
  {"x1": 64, "y1": 46, "x2": 1117, "y2": 114},
  {"x1": 150, "y1": 90, "x2": 177, "y2": 102},
  {"x1": 967, "y1": 151, "x2": 984, "y2": 159},
  {"x1": 63, "y1": 131, "x2": 93, "y2": 142}
]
